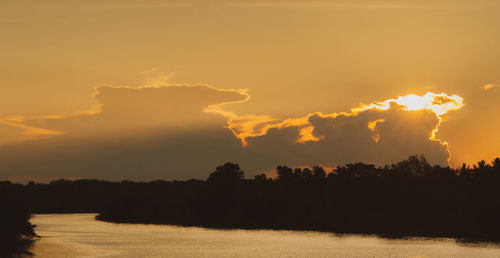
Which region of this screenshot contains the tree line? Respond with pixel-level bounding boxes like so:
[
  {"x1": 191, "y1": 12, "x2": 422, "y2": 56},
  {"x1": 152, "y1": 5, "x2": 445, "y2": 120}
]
[
  {"x1": 0, "y1": 181, "x2": 37, "y2": 256},
  {"x1": 96, "y1": 155, "x2": 500, "y2": 242},
  {"x1": 2, "y1": 155, "x2": 500, "y2": 253}
]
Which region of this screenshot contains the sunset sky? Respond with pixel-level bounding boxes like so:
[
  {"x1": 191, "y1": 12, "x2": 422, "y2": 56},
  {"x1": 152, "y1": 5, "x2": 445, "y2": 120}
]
[{"x1": 1, "y1": 0, "x2": 499, "y2": 181}]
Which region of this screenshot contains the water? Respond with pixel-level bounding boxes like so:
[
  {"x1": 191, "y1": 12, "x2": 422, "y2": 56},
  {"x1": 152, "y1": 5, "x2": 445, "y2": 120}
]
[{"x1": 28, "y1": 214, "x2": 500, "y2": 257}]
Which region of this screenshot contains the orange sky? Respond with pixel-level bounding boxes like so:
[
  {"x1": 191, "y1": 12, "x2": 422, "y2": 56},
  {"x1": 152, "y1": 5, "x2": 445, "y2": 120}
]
[{"x1": 1, "y1": 0, "x2": 499, "y2": 181}]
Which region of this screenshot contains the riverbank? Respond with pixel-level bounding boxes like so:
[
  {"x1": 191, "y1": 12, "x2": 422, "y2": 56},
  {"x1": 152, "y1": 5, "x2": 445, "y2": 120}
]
[
  {"x1": 94, "y1": 159, "x2": 500, "y2": 244},
  {"x1": 31, "y1": 214, "x2": 500, "y2": 258},
  {"x1": 95, "y1": 214, "x2": 500, "y2": 245},
  {"x1": 0, "y1": 181, "x2": 38, "y2": 257},
  {"x1": 4, "y1": 157, "x2": 500, "y2": 247},
  {"x1": 0, "y1": 238, "x2": 35, "y2": 257}
]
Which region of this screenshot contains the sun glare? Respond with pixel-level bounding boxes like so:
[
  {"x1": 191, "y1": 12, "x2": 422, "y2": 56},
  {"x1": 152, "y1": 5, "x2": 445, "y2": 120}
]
[
  {"x1": 395, "y1": 94, "x2": 429, "y2": 111},
  {"x1": 357, "y1": 92, "x2": 464, "y2": 164},
  {"x1": 370, "y1": 92, "x2": 464, "y2": 116},
  {"x1": 223, "y1": 91, "x2": 464, "y2": 164}
]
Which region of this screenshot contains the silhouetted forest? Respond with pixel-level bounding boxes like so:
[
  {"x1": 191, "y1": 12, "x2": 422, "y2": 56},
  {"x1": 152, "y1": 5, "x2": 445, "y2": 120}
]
[
  {"x1": 0, "y1": 181, "x2": 37, "y2": 256},
  {"x1": 2, "y1": 155, "x2": 500, "y2": 250},
  {"x1": 96, "y1": 156, "x2": 500, "y2": 242}
]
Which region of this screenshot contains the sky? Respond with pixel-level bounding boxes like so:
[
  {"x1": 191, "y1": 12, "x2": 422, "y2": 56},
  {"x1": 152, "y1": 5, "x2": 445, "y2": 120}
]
[{"x1": 1, "y1": 0, "x2": 499, "y2": 182}]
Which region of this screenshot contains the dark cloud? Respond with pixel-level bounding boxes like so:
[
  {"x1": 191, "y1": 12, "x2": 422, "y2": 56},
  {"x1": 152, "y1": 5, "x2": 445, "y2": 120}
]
[
  {"x1": 23, "y1": 84, "x2": 248, "y2": 137},
  {"x1": 240, "y1": 107, "x2": 448, "y2": 174},
  {"x1": 0, "y1": 84, "x2": 453, "y2": 181}
]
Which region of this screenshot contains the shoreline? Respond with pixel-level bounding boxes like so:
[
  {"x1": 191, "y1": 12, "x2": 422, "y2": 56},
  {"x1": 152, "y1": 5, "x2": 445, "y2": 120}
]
[
  {"x1": 95, "y1": 215, "x2": 500, "y2": 245},
  {"x1": 27, "y1": 213, "x2": 500, "y2": 257},
  {"x1": 0, "y1": 238, "x2": 36, "y2": 257}
]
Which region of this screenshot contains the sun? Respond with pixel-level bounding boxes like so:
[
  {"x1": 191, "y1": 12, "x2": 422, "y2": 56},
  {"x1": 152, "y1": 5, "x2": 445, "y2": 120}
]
[
  {"x1": 222, "y1": 91, "x2": 464, "y2": 164},
  {"x1": 391, "y1": 93, "x2": 463, "y2": 116},
  {"x1": 364, "y1": 92, "x2": 464, "y2": 117},
  {"x1": 394, "y1": 94, "x2": 431, "y2": 111}
]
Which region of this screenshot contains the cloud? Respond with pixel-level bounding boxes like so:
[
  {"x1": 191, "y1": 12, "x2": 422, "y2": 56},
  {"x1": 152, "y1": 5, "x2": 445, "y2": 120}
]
[
  {"x1": 15, "y1": 83, "x2": 248, "y2": 140},
  {"x1": 0, "y1": 82, "x2": 464, "y2": 181},
  {"x1": 241, "y1": 105, "x2": 450, "y2": 172},
  {"x1": 224, "y1": 92, "x2": 463, "y2": 162},
  {"x1": 483, "y1": 84, "x2": 500, "y2": 91},
  {"x1": 0, "y1": 118, "x2": 63, "y2": 145}
]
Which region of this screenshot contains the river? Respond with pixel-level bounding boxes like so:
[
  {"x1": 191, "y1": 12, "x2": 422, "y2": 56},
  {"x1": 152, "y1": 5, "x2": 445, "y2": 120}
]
[{"x1": 28, "y1": 214, "x2": 500, "y2": 257}]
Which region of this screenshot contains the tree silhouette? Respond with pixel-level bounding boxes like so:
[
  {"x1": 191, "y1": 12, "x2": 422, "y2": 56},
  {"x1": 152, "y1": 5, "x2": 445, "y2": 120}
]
[
  {"x1": 4, "y1": 154, "x2": 500, "y2": 244},
  {"x1": 276, "y1": 165, "x2": 293, "y2": 182},
  {"x1": 207, "y1": 162, "x2": 244, "y2": 186},
  {"x1": 474, "y1": 160, "x2": 490, "y2": 171},
  {"x1": 254, "y1": 174, "x2": 269, "y2": 182},
  {"x1": 394, "y1": 154, "x2": 431, "y2": 176},
  {"x1": 0, "y1": 181, "x2": 37, "y2": 256},
  {"x1": 312, "y1": 166, "x2": 326, "y2": 180},
  {"x1": 493, "y1": 158, "x2": 500, "y2": 169}
]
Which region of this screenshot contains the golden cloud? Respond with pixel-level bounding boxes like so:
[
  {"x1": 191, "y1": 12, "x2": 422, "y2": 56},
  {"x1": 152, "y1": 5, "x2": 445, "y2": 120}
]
[
  {"x1": 483, "y1": 84, "x2": 500, "y2": 91},
  {"x1": 0, "y1": 82, "x2": 465, "y2": 181}
]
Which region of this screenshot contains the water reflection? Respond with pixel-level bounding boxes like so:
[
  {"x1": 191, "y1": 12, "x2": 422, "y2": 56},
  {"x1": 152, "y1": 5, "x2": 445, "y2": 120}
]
[{"x1": 29, "y1": 214, "x2": 500, "y2": 257}]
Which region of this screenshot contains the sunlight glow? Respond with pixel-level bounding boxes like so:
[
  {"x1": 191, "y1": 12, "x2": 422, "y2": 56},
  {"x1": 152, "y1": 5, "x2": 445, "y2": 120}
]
[
  {"x1": 297, "y1": 125, "x2": 320, "y2": 143},
  {"x1": 223, "y1": 92, "x2": 464, "y2": 164},
  {"x1": 367, "y1": 119, "x2": 385, "y2": 143}
]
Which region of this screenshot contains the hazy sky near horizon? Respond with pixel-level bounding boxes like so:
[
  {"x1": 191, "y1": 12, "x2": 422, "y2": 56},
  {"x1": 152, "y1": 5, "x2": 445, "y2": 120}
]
[{"x1": 1, "y1": 0, "x2": 499, "y2": 181}]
